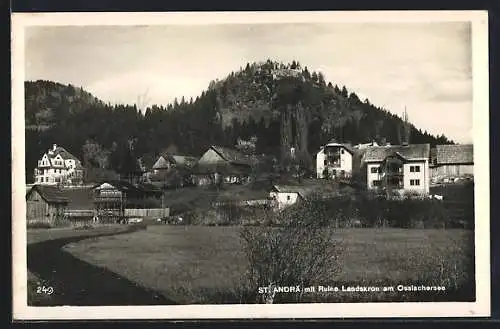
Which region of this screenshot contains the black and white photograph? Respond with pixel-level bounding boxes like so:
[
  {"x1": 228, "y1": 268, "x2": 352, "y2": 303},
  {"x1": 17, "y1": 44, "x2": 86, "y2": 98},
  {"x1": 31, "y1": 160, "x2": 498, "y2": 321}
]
[{"x1": 11, "y1": 11, "x2": 490, "y2": 319}]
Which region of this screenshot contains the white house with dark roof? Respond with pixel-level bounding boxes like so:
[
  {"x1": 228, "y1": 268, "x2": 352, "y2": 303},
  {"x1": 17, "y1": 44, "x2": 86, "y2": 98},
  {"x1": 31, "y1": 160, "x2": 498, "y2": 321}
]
[
  {"x1": 361, "y1": 144, "x2": 431, "y2": 195},
  {"x1": 316, "y1": 142, "x2": 355, "y2": 179},
  {"x1": 34, "y1": 144, "x2": 85, "y2": 185},
  {"x1": 269, "y1": 179, "x2": 341, "y2": 210},
  {"x1": 430, "y1": 144, "x2": 474, "y2": 183}
]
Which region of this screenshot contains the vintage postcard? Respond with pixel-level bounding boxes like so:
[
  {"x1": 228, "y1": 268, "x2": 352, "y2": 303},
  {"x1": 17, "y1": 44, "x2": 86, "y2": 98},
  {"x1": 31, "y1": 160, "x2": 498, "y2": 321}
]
[{"x1": 12, "y1": 11, "x2": 490, "y2": 320}]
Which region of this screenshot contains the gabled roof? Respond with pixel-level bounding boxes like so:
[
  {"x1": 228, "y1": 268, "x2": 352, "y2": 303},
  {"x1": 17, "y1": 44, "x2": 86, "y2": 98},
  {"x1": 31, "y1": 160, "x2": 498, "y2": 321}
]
[
  {"x1": 435, "y1": 144, "x2": 474, "y2": 165},
  {"x1": 152, "y1": 156, "x2": 170, "y2": 170},
  {"x1": 26, "y1": 185, "x2": 70, "y2": 204},
  {"x1": 271, "y1": 180, "x2": 340, "y2": 199},
  {"x1": 46, "y1": 145, "x2": 80, "y2": 162},
  {"x1": 320, "y1": 142, "x2": 355, "y2": 154},
  {"x1": 362, "y1": 144, "x2": 430, "y2": 162},
  {"x1": 209, "y1": 145, "x2": 251, "y2": 166},
  {"x1": 153, "y1": 153, "x2": 198, "y2": 170},
  {"x1": 92, "y1": 180, "x2": 143, "y2": 194}
]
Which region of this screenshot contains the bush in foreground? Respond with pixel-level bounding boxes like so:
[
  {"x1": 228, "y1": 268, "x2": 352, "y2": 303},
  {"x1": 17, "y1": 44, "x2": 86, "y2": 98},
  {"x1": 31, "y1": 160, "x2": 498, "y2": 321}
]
[{"x1": 240, "y1": 199, "x2": 343, "y2": 303}]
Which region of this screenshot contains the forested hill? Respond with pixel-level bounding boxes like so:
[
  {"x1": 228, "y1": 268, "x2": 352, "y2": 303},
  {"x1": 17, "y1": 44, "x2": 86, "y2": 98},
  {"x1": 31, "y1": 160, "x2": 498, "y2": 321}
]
[{"x1": 24, "y1": 60, "x2": 454, "y2": 183}]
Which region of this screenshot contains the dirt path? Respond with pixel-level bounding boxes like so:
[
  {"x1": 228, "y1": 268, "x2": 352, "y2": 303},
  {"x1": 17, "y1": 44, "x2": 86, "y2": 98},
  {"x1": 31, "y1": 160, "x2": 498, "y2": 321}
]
[{"x1": 27, "y1": 226, "x2": 178, "y2": 306}]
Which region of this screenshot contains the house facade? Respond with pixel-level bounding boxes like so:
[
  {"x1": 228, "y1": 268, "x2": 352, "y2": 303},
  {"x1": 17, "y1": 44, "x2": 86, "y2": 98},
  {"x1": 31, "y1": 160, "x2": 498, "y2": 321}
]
[
  {"x1": 430, "y1": 144, "x2": 474, "y2": 184},
  {"x1": 362, "y1": 144, "x2": 431, "y2": 195},
  {"x1": 316, "y1": 142, "x2": 354, "y2": 179},
  {"x1": 26, "y1": 185, "x2": 69, "y2": 225},
  {"x1": 34, "y1": 144, "x2": 84, "y2": 186}
]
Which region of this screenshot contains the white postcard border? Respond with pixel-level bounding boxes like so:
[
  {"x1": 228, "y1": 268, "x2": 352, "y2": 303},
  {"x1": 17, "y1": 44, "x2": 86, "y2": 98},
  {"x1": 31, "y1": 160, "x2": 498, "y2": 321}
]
[{"x1": 11, "y1": 10, "x2": 490, "y2": 320}]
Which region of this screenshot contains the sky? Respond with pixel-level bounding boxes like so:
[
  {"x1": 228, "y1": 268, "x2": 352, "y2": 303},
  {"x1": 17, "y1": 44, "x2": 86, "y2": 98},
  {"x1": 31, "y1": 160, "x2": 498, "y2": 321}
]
[{"x1": 25, "y1": 22, "x2": 472, "y2": 143}]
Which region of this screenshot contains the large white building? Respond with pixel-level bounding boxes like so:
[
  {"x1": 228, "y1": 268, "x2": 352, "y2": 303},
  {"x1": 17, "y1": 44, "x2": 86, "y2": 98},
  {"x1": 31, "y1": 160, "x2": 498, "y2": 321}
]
[
  {"x1": 316, "y1": 142, "x2": 354, "y2": 179},
  {"x1": 361, "y1": 144, "x2": 431, "y2": 195},
  {"x1": 34, "y1": 144, "x2": 85, "y2": 185}
]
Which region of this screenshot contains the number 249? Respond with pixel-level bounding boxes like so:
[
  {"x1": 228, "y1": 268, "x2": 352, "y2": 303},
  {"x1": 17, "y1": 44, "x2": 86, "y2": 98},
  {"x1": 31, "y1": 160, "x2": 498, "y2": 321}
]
[{"x1": 36, "y1": 286, "x2": 54, "y2": 295}]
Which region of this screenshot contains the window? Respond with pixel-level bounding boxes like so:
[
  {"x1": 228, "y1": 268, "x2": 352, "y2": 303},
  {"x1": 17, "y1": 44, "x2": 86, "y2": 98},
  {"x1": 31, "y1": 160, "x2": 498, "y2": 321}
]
[
  {"x1": 287, "y1": 195, "x2": 291, "y2": 200},
  {"x1": 324, "y1": 160, "x2": 328, "y2": 165},
  {"x1": 410, "y1": 165, "x2": 421, "y2": 172},
  {"x1": 373, "y1": 180, "x2": 382, "y2": 186},
  {"x1": 341, "y1": 149, "x2": 345, "y2": 154},
  {"x1": 410, "y1": 179, "x2": 421, "y2": 186},
  {"x1": 371, "y1": 167, "x2": 379, "y2": 173}
]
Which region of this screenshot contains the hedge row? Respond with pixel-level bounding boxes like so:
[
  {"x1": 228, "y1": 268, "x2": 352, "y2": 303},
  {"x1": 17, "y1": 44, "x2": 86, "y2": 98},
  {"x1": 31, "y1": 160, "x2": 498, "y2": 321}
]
[{"x1": 183, "y1": 195, "x2": 474, "y2": 229}]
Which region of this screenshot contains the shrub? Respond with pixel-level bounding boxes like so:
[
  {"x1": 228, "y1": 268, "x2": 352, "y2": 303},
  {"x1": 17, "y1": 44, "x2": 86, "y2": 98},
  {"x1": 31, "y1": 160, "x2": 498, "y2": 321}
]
[{"x1": 240, "y1": 199, "x2": 344, "y2": 304}]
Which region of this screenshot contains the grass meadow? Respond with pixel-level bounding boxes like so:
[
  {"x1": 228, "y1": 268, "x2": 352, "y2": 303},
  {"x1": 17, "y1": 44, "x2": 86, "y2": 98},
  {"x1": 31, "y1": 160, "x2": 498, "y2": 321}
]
[{"x1": 63, "y1": 226, "x2": 475, "y2": 304}]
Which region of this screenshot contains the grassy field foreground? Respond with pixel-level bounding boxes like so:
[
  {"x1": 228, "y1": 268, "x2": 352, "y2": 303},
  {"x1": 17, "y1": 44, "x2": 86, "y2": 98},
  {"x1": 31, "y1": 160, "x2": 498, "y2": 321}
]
[{"x1": 63, "y1": 226, "x2": 474, "y2": 304}]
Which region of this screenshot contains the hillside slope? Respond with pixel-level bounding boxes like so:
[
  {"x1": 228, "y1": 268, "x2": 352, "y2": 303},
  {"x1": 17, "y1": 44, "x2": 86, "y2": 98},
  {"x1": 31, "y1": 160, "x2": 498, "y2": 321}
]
[{"x1": 24, "y1": 60, "x2": 453, "y2": 183}]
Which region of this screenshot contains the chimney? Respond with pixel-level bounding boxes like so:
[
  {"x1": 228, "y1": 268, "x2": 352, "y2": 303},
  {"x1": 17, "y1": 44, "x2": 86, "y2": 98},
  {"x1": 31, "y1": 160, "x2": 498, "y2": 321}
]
[{"x1": 52, "y1": 144, "x2": 57, "y2": 151}]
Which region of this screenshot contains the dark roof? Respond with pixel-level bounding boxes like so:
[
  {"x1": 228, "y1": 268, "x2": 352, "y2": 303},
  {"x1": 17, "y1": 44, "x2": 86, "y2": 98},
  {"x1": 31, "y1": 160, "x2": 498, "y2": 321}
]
[
  {"x1": 26, "y1": 185, "x2": 70, "y2": 204},
  {"x1": 362, "y1": 144, "x2": 430, "y2": 162},
  {"x1": 210, "y1": 145, "x2": 252, "y2": 166},
  {"x1": 47, "y1": 146, "x2": 80, "y2": 162},
  {"x1": 435, "y1": 144, "x2": 474, "y2": 165},
  {"x1": 92, "y1": 180, "x2": 143, "y2": 194},
  {"x1": 321, "y1": 142, "x2": 355, "y2": 154},
  {"x1": 271, "y1": 180, "x2": 340, "y2": 199}
]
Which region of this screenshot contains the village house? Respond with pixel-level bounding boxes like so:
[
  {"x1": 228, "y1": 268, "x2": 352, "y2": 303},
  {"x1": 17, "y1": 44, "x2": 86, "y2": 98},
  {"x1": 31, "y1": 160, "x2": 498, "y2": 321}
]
[
  {"x1": 316, "y1": 142, "x2": 355, "y2": 179},
  {"x1": 430, "y1": 144, "x2": 474, "y2": 184},
  {"x1": 193, "y1": 145, "x2": 252, "y2": 185},
  {"x1": 26, "y1": 185, "x2": 70, "y2": 226},
  {"x1": 148, "y1": 152, "x2": 198, "y2": 187},
  {"x1": 269, "y1": 180, "x2": 340, "y2": 210},
  {"x1": 151, "y1": 153, "x2": 198, "y2": 175},
  {"x1": 34, "y1": 144, "x2": 85, "y2": 186},
  {"x1": 361, "y1": 143, "x2": 431, "y2": 195}
]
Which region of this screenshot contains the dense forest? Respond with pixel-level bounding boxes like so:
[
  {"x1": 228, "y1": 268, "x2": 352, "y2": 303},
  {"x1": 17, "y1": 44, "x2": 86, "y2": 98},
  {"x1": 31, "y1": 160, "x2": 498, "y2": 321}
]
[{"x1": 25, "y1": 59, "x2": 454, "y2": 183}]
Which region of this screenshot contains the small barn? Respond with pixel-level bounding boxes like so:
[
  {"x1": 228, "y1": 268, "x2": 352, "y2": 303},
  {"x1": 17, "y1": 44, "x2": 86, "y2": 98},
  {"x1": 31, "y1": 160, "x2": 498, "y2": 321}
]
[
  {"x1": 26, "y1": 185, "x2": 70, "y2": 226},
  {"x1": 430, "y1": 144, "x2": 474, "y2": 184}
]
